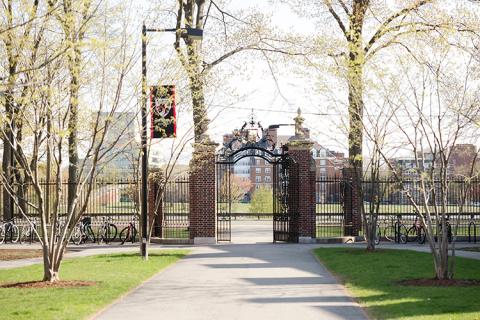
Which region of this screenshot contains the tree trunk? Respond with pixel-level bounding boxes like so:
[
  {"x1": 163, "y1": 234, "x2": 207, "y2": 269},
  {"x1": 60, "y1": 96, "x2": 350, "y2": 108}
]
[
  {"x1": 67, "y1": 47, "x2": 80, "y2": 216},
  {"x1": 189, "y1": 73, "x2": 209, "y2": 141},
  {"x1": 2, "y1": 90, "x2": 16, "y2": 221},
  {"x1": 366, "y1": 222, "x2": 376, "y2": 251},
  {"x1": 42, "y1": 245, "x2": 60, "y2": 282},
  {"x1": 347, "y1": 1, "x2": 367, "y2": 173},
  {"x1": 43, "y1": 267, "x2": 60, "y2": 282},
  {"x1": 2, "y1": 138, "x2": 13, "y2": 220}
]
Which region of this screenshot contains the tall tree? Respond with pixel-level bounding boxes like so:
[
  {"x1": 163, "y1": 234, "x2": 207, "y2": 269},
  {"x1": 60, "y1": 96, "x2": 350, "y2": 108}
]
[
  {"x1": 47, "y1": 0, "x2": 94, "y2": 214},
  {"x1": 322, "y1": 0, "x2": 442, "y2": 172},
  {"x1": 1, "y1": 0, "x2": 42, "y2": 220}
]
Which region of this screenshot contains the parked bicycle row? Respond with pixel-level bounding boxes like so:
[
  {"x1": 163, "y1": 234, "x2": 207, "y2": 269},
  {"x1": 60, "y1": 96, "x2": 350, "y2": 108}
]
[
  {"x1": 372, "y1": 215, "x2": 479, "y2": 245},
  {"x1": 0, "y1": 216, "x2": 140, "y2": 245}
]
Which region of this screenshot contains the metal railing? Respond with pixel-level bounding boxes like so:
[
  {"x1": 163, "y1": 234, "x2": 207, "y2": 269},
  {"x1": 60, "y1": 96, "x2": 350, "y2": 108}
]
[
  {"x1": 316, "y1": 177, "x2": 480, "y2": 240},
  {"x1": 161, "y1": 176, "x2": 190, "y2": 239},
  {"x1": 1, "y1": 179, "x2": 139, "y2": 219}
]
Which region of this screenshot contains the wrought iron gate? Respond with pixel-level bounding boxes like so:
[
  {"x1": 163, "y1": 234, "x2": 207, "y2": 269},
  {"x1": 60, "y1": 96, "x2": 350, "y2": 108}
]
[
  {"x1": 215, "y1": 113, "x2": 300, "y2": 242},
  {"x1": 216, "y1": 162, "x2": 232, "y2": 241},
  {"x1": 273, "y1": 155, "x2": 299, "y2": 243}
]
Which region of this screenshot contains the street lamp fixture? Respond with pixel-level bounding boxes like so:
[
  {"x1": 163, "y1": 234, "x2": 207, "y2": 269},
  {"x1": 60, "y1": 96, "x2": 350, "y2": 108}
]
[{"x1": 140, "y1": 23, "x2": 203, "y2": 260}]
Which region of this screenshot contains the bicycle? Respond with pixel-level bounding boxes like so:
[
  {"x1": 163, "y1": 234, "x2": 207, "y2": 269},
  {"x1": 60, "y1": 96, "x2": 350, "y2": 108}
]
[
  {"x1": 20, "y1": 218, "x2": 37, "y2": 244},
  {"x1": 79, "y1": 217, "x2": 96, "y2": 244},
  {"x1": 119, "y1": 217, "x2": 137, "y2": 245},
  {"x1": 437, "y1": 216, "x2": 452, "y2": 243},
  {"x1": 468, "y1": 214, "x2": 477, "y2": 243},
  {"x1": 97, "y1": 216, "x2": 117, "y2": 244},
  {"x1": 382, "y1": 215, "x2": 408, "y2": 244},
  {"x1": 0, "y1": 219, "x2": 20, "y2": 244},
  {"x1": 406, "y1": 216, "x2": 426, "y2": 244}
]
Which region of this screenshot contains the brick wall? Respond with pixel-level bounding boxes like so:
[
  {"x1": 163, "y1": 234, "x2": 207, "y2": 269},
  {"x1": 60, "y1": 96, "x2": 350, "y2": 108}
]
[
  {"x1": 189, "y1": 142, "x2": 217, "y2": 240},
  {"x1": 286, "y1": 141, "x2": 316, "y2": 239}
]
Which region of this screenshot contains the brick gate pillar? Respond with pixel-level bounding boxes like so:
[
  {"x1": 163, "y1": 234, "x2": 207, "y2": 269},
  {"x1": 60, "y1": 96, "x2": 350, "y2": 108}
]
[
  {"x1": 189, "y1": 140, "x2": 218, "y2": 244},
  {"x1": 342, "y1": 167, "x2": 361, "y2": 236},
  {"x1": 286, "y1": 140, "x2": 316, "y2": 243}
]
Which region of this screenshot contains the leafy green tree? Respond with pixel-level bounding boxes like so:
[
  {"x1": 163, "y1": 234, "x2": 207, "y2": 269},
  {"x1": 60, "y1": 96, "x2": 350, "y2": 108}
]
[{"x1": 249, "y1": 187, "x2": 273, "y2": 214}]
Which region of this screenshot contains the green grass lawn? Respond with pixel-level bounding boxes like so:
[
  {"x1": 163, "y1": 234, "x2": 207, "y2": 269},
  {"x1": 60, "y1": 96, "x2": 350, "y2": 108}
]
[
  {"x1": 0, "y1": 250, "x2": 187, "y2": 320},
  {"x1": 314, "y1": 248, "x2": 480, "y2": 320}
]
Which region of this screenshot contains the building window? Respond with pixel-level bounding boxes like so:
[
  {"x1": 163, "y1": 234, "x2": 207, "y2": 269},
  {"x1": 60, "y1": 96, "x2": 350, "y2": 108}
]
[
  {"x1": 265, "y1": 167, "x2": 271, "y2": 174},
  {"x1": 320, "y1": 149, "x2": 327, "y2": 157},
  {"x1": 256, "y1": 176, "x2": 262, "y2": 183},
  {"x1": 256, "y1": 168, "x2": 261, "y2": 174},
  {"x1": 256, "y1": 159, "x2": 262, "y2": 165},
  {"x1": 320, "y1": 167, "x2": 326, "y2": 173},
  {"x1": 265, "y1": 176, "x2": 271, "y2": 183},
  {"x1": 320, "y1": 159, "x2": 326, "y2": 166}
]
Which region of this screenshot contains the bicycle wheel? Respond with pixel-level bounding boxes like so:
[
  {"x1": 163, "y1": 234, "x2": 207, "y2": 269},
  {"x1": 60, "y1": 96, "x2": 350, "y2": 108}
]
[
  {"x1": 398, "y1": 224, "x2": 408, "y2": 244},
  {"x1": 19, "y1": 226, "x2": 27, "y2": 244},
  {"x1": 10, "y1": 225, "x2": 20, "y2": 243},
  {"x1": 86, "y1": 225, "x2": 96, "y2": 243},
  {"x1": 105, "y1": 223, "x2": 117, "y2": 243},
  {"x1": 384, "y1": 226, "x2": 396, "y2": 242},
  {"x1": 418, "y1": 227, "x2": 426, "y2": 244},
  {"x1": 70, "y1": 227, "x2": 82, "y2": 245},
  {"x1": 406, "y1": 226, "x2": 417, "y2": 243},
  {"x1": 119, "y1": 226, "x2": 130, "y2": 245},
  {"x1": 0, "y1": 225, "x2": 5, "y2": 245},
  {"x1": 130, "y1": 227, "x2": 137, "y2": 243}
]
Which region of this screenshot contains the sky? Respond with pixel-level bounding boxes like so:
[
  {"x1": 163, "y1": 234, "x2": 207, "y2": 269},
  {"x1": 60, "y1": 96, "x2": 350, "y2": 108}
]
[
  {"x1": 132, "y1": 0, "x2": 349, "y2": 165},
  {"x1": 123, "y1": 0, "x2": 480, "y2": 166}
]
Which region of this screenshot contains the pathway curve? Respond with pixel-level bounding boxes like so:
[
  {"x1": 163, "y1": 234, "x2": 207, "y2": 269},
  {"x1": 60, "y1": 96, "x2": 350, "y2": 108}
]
[{"x1": 95, "y1": 243, "x2": 367, "y2": 320}]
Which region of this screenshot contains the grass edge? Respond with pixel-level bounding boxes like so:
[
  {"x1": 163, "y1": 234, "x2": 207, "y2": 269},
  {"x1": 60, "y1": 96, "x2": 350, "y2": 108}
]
[
  {"x1": 311, "y1": 248, "x2": 372, "y2": 320},
  {"x1": 87, "y1": 250, "x2": 189, "y2": 320}
]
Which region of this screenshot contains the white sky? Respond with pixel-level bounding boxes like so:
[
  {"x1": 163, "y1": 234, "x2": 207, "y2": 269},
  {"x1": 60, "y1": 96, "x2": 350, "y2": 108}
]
[
  {"x1": 134, "y1": 0, "x2": 345, "y2": 164},
  {"x1": 124, "y1": 0, "x2": 479, "y2": 165}
]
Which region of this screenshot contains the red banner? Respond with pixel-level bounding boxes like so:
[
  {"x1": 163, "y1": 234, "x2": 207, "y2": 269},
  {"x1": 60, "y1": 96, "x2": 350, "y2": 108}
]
[{"x1": 150, "y1": 85, "x2": 176, "y2": 138}]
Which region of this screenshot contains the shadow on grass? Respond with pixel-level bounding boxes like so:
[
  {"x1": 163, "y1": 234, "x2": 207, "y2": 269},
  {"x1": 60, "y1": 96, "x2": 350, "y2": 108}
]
[
  {"x1": 93, "y1": 252, "x2": 187, "y2": 260},
  {"x1": 314, "y1": 248, "x2": 480, "y2": 319}
]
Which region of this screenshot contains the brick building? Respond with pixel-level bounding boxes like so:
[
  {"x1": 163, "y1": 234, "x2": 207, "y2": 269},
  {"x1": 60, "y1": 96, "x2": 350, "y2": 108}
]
[
  {"x1": 389, "y1": 144, "x2": 478, "y2": 178},
  {"x1": 222, "y1": 127, "x2": 346, "y2": 196}
]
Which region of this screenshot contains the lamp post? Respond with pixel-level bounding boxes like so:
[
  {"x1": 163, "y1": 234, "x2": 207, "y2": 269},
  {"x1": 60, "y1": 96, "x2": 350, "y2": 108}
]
[{"x1": 140, "y1": 23, "x2": 203, "y2": 260}]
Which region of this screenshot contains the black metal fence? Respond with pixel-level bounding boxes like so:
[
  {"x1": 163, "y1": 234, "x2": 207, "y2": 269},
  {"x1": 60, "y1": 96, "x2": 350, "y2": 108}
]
[
  {"x1": 316, "y1": 177, "x2": 345, "y2": 238},
  {"x1": 1, "y1": 180, "x2": 140, "y2": 241},
  {"x1": 1, "y1": 177, "x2": 193, "y2": 240},
  {"x1": 1, "y1": 179, "x2": 139, "y2": 218},
  {"x1": 316, "y1": 177, "x2": 480, "y2": 241},
  {"x1": 161, "y1": 176, "x2": 190, "y2": 239}
]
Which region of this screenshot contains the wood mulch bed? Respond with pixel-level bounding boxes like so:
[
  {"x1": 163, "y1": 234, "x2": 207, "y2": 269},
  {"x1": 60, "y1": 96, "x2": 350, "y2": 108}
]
[
  {"x1": 399, "y1": 278, "x2": 480, "y2": 287},
  {"x1": 0, "y1": 249, "x2": 43, "y2": 261},
  {"x1": 0, "y1": 280, "x2": 96, "y2": 289}
]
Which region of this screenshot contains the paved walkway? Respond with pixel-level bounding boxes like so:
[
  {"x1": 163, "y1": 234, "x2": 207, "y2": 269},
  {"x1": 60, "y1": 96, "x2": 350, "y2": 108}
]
[{"x1": 95, "y1": 243, "x2": 367, "y2": 320}]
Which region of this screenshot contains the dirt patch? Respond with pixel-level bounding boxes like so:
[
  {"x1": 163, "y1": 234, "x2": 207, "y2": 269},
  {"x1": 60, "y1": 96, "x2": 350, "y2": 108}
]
[
  {"x1": 399, "y1": 278, "x2": 480, "y2": 287},
  {"x1": 0, "y1": 280, "x2": 96, "y2": 289},
  {"x1": 0, "y1": 249, "x2": 43, "y2": 261}
]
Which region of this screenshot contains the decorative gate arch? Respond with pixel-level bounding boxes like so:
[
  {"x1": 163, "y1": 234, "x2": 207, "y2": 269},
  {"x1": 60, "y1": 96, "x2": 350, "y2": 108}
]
[{"x1": 216, "y1": 118, "x2": 299, "y2": 243}]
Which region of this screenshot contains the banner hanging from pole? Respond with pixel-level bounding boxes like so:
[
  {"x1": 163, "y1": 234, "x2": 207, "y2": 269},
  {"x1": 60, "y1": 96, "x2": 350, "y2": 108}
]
[{"x1": 150, "y1": 85, "x2": 176, "y2": 138}]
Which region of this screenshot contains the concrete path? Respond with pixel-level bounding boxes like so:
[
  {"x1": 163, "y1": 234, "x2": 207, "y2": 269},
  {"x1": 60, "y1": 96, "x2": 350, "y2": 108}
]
[{"x1": 95, "y1": 243, "x2": 367, "y2": 320}]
